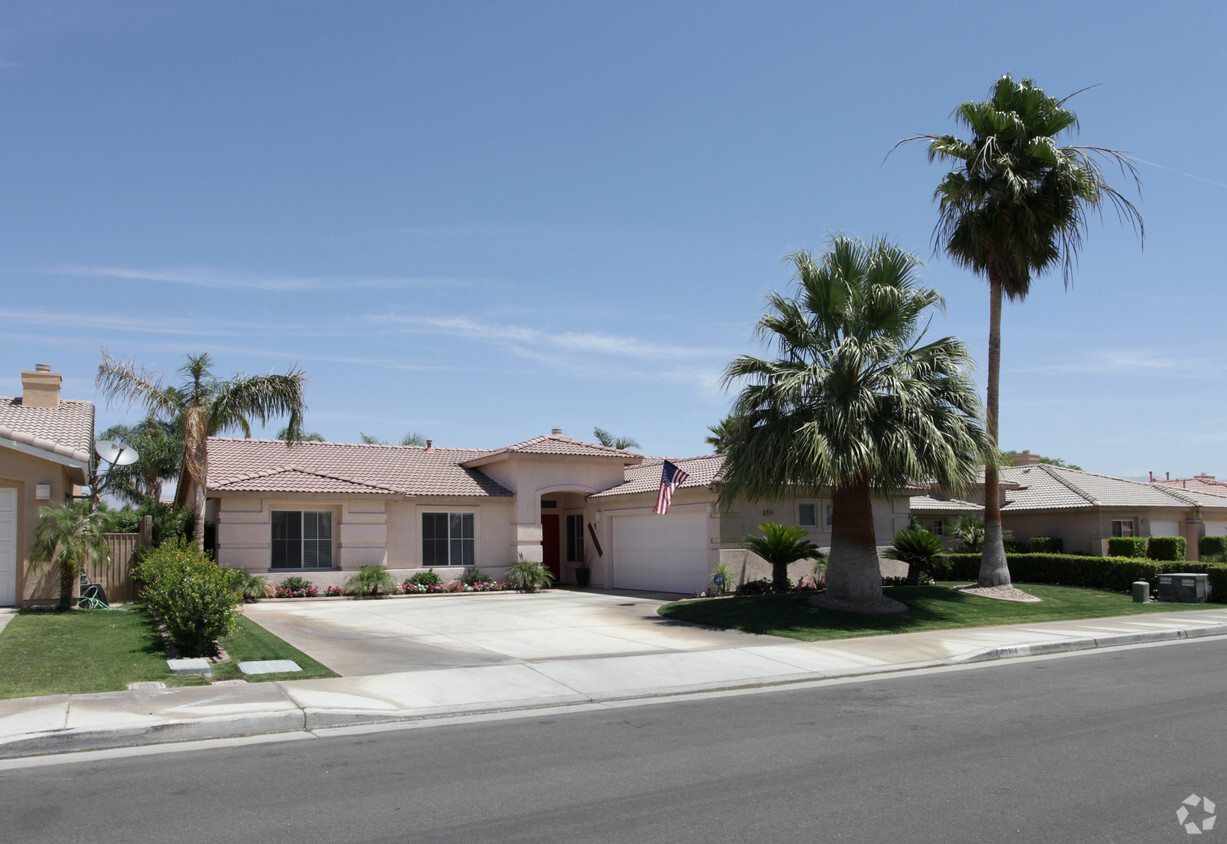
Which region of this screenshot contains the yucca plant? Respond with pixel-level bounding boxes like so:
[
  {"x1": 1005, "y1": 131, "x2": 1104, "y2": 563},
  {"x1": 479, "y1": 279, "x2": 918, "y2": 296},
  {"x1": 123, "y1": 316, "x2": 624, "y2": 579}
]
[{"x1": 344, "y1": 565, "x2": 398, "y2": 598}]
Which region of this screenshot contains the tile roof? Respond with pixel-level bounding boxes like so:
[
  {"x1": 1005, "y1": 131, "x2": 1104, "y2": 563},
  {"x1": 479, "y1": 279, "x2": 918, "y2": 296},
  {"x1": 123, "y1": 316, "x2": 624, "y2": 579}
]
[
  {"x1": 207, "y1": 438, "x2": 513, "y2": 497},
  {"x1": 909, "y1": 494, "x2": 981, "y2": 513},
  {"x1": 0, "y1": 396, "x2": 94, "y2": 466},
  {"x1": 590, "y1": 454, "x2": 725, "y2": 498},
  {"x1": 464, "y1": 433, "x2": 642, "y2": 463},
  {"x1": 1151, "y1": 477, "x2": 1227, "y2": 495}
]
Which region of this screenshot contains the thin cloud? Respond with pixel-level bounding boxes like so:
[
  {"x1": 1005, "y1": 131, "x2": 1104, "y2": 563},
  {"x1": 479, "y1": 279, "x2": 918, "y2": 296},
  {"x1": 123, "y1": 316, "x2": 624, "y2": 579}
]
[
  {"x1": 1015, "y1": 348, "x2": 1216, "y2": 378},
  {"x1": 39, "y1": 264, "x2": 487, "y2": 292}
]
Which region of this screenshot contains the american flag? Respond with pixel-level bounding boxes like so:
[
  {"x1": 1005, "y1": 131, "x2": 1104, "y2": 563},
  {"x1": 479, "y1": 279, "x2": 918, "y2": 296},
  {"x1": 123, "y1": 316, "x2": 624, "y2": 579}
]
[{"x1": 655, "y1": 460, "x2": 690, "y2": 515}]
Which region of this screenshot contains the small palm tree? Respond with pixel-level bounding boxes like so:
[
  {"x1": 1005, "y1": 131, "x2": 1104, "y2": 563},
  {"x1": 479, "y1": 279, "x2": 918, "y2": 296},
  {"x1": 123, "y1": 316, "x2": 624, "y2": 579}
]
[
  {"x1": 884, "y1": 527, "x2": 947, "y2": 586},
  {"x1": 30, "y1": 501, "x2": 111, "y2": 610},
  {"x1": 97, "y1": 351, "x2": 308, "y2": 552},
  {"x1": 903, "y1": 75, "x2": 1142, "y2": 588},
  {"x1": 593, "y1": 427, "x2": 640, "y2": 450},
  {"x1": 720, "y1": 236, "x2": 992, "y2": 611},
  {"x1": 741, "y1": 523, "x2": 822, "y2": 593}
]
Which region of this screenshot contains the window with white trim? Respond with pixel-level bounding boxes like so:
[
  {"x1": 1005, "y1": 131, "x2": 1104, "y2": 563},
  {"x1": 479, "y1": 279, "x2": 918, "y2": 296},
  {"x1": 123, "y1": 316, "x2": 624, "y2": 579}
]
[
  {"x1": 798, "y1": 503, "x2": 817, "y2": 528},
  {"x1": 422, "y1": 512, "x2": 475, "y2": 566},
  {"x1": 1111, "y1": 519, "x2": 1135, "y2": 538},
  {"x1": 271, "y1": 510, "x2": 332, "y2": 569}
]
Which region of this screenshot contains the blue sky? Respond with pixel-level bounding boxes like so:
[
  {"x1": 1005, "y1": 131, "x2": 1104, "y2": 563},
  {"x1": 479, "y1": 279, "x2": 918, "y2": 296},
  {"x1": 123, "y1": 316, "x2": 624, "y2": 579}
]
[{"x1": 2, "y1": 1, "x2": 1224, "y2": 480}]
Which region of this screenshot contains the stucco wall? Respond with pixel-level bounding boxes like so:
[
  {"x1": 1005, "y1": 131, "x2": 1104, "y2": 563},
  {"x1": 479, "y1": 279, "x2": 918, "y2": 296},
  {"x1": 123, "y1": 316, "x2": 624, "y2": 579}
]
[{"x1": 0, "y1": 447, "x2": 83, "y2": 605}]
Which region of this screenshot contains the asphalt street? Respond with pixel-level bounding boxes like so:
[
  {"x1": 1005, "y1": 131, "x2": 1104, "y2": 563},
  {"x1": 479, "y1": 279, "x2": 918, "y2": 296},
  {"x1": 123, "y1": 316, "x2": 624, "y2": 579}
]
[{"x1": 3, "y1": 639, "x2": 1226, "y2": 843}]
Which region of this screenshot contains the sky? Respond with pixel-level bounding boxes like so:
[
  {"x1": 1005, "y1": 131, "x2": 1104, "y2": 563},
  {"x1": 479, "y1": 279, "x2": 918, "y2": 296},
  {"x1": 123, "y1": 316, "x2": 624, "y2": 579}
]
[{"x1": 1, "y1": 1, "x2": 1224, "y2": 481}]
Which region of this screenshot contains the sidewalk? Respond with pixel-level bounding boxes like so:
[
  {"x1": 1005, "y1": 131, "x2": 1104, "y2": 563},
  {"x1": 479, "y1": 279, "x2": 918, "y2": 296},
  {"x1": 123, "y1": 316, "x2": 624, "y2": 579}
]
[{"x1": 3, "y1": 607, "x2": 1226, "y2": 759}]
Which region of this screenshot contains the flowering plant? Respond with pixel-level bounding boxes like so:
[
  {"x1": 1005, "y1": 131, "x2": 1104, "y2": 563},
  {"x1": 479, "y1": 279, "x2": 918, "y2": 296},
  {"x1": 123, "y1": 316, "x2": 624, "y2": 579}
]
[
  {"x1": 274, "y1": 585, "x2": 318, "y2": 598},
  {"x1": 324, "y1": 585, "x2": 345, "y2": 597}
]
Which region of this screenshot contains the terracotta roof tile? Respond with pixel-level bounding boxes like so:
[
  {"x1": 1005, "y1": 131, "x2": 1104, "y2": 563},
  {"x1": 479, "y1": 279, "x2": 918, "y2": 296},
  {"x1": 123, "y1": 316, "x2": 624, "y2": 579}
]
[
  {"x1": 590, "y1": 454, "x2": 724, "y2": 498},
  {"x1": 207, "y1": 438, "x2": 513, "y2": 497},
  {"x1": 1152, "y1": 477, "x2": 1227, "y2": 496},
  {"x1": 0, "y1": 396, "x2": 94, "y2": 465},
  {"x1": 471, "y1": 433, "x2": 642, "y2": 461}
]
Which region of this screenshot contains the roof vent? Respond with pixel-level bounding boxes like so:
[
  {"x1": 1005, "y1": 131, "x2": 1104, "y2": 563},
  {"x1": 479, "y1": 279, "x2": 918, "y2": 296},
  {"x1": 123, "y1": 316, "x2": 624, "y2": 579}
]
[{"x1": 551, "y1": 428, "x2": 563, "y2": 436}]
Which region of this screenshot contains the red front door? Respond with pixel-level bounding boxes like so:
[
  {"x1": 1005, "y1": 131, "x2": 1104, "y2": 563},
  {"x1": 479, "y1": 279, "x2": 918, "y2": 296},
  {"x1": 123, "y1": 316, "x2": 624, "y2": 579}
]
[{"x1": 541, "y1": 514, "x2": 561, "y2": 582}]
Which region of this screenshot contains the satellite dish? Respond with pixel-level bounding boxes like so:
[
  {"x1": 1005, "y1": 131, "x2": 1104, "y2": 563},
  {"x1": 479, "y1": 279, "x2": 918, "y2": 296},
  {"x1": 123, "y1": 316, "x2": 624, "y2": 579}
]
[{"x1": 96, "y1": 439, "x2": 139, "y2": 466}]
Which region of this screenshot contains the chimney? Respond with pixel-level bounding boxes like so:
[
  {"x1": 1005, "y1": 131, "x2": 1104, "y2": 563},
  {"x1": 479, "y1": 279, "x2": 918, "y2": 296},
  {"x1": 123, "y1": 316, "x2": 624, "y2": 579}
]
[
  {"x1": 1013, "y1": 449, "x2": 1042, "y2": 467},
  {"x1": 425, "y1": 439, "x2": 433, "y2": 452},
  {"x1": 551, "y1": 428, "x2": 563, "y2": 436},
  {"x1": 1149, "y1": 471, "x2": 1154, "y2": 482},
  {"x1": 21, "y1": 364, "x2": 61, "y2": 408}
]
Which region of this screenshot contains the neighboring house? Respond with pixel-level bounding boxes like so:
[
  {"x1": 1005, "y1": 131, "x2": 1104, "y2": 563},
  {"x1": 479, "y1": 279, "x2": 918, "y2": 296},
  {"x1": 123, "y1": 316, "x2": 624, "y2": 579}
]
[
  {"x1": 0, "y1": 366, "x2": 95, "y2": 606},
  {"x1": 207, "y1": 430, "x2": 914, "y2": 593},
  {"x1": 912, "y1": 452, "x2": 1227, "y2": 560},
  {"x1": 1150, "y1": 472, "x2": 1227, "y2": 496}
]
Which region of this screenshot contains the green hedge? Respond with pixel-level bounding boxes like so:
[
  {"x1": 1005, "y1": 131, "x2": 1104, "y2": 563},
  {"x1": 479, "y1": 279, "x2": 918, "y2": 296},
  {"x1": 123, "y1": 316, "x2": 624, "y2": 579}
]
[
  {"x1": 1107, "y1": 537, "x2": 1147, "y2": 558},
  {"x1": 1147, "y1": 536, "x2": 1186, "y2": 562},
  {"x1": 1029, "y1": 537, "x2": 1064, "y2": 553},
  {"x1": 132, "y1": 537, "x2": 241, "y2": 656},
  {"x1": 944, "y1": 552, "x2": 1227, "y2": 599},
  {"x1": 1201, "y1": 536, "x2": 1227, "y2": 558}
]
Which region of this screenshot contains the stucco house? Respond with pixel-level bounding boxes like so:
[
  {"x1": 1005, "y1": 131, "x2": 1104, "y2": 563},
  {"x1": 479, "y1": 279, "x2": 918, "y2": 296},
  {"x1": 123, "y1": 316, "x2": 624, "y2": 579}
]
[
  {"x1": 207, "y1": 430, "x2": 913, "y2": 594},
  {"x1": 911, "y1": 452, "x2": 1227, "y2": 560},
  {"x1": 0, "y1": 366, "x2": 95, "y2": 606}
]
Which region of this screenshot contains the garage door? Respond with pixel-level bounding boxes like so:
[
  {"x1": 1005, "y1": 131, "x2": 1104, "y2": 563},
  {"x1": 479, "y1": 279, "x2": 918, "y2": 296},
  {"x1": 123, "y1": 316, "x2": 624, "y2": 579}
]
[
  {"x1": 1150, "y1": 521, "x2": 1180, "y2": 537},
  {"x1": 0, "y1": 489, "x2": 16, "y2": 607},
  {"x1": 1204, "y1": 523, "x2": 1227, "y2": 537},
  {"x1": 611, "y1": 511, "x2": 709, "y2": 593}
]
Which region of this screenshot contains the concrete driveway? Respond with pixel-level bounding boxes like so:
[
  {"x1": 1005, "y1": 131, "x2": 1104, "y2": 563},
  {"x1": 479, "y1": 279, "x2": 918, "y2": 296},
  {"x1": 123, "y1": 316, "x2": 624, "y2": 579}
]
[{"x1": 241, "y1": 588, "x2": 766, "y2": 677}]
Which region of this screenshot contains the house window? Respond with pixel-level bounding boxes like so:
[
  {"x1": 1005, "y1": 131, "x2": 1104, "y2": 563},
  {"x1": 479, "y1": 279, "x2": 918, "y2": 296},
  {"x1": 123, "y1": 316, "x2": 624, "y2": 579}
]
[
  {"x1": 825, "y1": 503, "x2": 834, "y2": 529},
  {"x1": 927, "y1": 520, "x2": 945, "y2": 537},
  {"x1": 566, "y1": 514, "x2": 584, "y2": 562},
  {"x1": 271, "y1": 511, "x2": 332, "y2": 569},
  {"x1": 1111, "y1": 519, "x2": 1135, "y2": 538},
  {"x1": 798, "y1": 503, "x2": 817, "y2": 528},
  {"x1": 422, "y1": 512, "x2": 475, "y2": 566}
]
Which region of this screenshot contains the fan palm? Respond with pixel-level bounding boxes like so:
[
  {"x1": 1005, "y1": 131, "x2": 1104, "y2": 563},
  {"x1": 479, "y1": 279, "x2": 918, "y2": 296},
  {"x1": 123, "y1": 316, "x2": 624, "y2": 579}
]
[
  {"x1": 704, "y1": 414, "x2": 740, "y2": 454},
  {"x1": 30, "y1": 501, "x2": 111, "y2": 610},
  {"x1": 593, "y1": 427, "x2": 640, "y2": 450},
  {"x1": 741, "y1": 522, "x2": 822, "y2": 592},
  {"x1": 903, "y1": 75, "x2": 1142, "y2": 588},
  {"x1": 720, "y1": 236, "x2": 991, "y2": 611},
  {"x1": 97, "y1": 351, "x2": 308, "y2": 551}
]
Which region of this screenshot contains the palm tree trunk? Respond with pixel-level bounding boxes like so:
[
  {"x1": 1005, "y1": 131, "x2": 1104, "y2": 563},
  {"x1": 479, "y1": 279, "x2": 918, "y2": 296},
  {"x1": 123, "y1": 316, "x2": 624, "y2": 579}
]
[
  {"x1": 183, "y1": 408, "x2": 209, "y2": 554},
  {"x1": 979, "y1": 277, "x2": 1011, "y2": 587},
  {"x1": 826, "y1": 479, "x2": 885, "y2": 605},
  {"x1": 59, "y1": 561, "x2": 75, "y2": 611}
]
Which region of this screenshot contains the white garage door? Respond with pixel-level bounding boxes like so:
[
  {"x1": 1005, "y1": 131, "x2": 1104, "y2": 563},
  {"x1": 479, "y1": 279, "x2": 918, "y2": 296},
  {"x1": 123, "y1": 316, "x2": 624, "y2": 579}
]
[
  {"x1": 611, "y1": 511, "x2": 710, "y2": 594},
  {"x1": 0, "y1": 489, "x2": 16, "y2": 607},
  {"x1": 1151, "y1": 521, "x2": 1181, "y2": 537},
  {"x1": 1204, "y1": 523, "x2": 1227, "y2": 537}
]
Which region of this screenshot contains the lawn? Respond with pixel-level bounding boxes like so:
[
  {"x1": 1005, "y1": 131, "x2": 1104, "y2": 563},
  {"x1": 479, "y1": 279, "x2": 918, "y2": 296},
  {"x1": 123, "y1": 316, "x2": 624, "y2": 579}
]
[
  {"x1": 658, "y1": 583, "x2": 1227, "y2": 642},
  {"x1": 0, "y1": 606, "x2": 335, "y2": 700}
]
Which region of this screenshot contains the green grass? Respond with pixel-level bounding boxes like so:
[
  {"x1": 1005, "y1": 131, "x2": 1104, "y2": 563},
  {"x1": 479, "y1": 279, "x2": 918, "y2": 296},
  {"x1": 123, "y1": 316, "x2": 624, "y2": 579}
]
[
  {"x1": 0, "y1": 606, "x2": 336, "y2": 700},
  {"x1": 658, "y1": 583, "x2": 1227, "y2": 642}
]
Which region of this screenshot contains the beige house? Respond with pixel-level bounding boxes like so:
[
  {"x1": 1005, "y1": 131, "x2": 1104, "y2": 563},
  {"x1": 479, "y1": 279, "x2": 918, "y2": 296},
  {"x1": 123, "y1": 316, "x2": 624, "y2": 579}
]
[
  {"x1": 207, "y1": 430, "x2": 913, "y2": 594},
  {"x1": 0, "y1": 366, "x2": 95, "y2": 606},
  {"x1": 911, "y1": 453, "x2": 1227, "y2": 560}
]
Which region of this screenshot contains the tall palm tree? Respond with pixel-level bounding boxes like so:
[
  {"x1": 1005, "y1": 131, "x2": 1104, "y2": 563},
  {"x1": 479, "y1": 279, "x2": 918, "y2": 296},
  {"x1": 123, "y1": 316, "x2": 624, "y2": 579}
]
[
  {"x1": 592, "y1": 427, "x2": 640, "y2": 450},
  {"x1": 359, "y1": 431, "x2": 427, "y2": 446},
  {"x1": 30, "y1": 501, "x2": 111, "y2": 610},
  {"x1": 97, "y1": 351, "x2": 308, "y2": 551},
  {"x1": 277, "y1": 425, "x2": 325, "y2": 442},
  {"x1": 720, "y1": 236, "x2": 991, "y2": 611},
  {"x1": 97, "y1": 417, "x2": 184, "y2": 505},
  {"x1": 905, "y1": 75, "x2": 1142, "y2": 587},
  {"x1": 704, "y1": 414, "x2": 740, "y2": 454}
]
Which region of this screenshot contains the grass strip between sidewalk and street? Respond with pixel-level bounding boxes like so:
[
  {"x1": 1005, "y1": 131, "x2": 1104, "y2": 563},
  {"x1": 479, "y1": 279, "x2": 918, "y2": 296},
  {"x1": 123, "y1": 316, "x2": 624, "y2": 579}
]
[
  {"x1": 658, "y1": 583, "x2": 1227, "y2": 642},
  {"x1": 0, "y1": 606, "x2": 336, "y2": 700}
]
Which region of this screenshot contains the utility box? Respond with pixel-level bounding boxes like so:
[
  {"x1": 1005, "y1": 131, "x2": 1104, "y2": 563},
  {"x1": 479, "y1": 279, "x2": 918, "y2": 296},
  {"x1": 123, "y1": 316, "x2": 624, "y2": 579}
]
[{"x1": 1157, "y1": 573, "x2": 1209, "y2": 603}]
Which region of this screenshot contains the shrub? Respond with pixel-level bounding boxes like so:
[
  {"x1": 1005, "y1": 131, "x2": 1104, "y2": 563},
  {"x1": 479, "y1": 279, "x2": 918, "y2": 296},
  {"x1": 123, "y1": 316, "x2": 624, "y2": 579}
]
[
  {"x1": 459, "y1": 567, "x2": 494, "y2": 586},
  {"x1": 709, "y1": 561, "x2": 735, "y2": 596},
  {"x1": 1107, "y1": 537, "x2": 1147, "y2": 558},
  {"x1": 1200, "y1": 536, "x2": 1227, "y2": 559},
  {"x1": 228, "y1": 570, "x2": 270, "y2": 603},
  {"x1": 409, "y1": 569, "x2": 442, "y2": 587},
  {"x1": 1147, "y1": 536, "x2": 1186, "y2": 562},
  {"x1": 344, "y1": 565, "x2": 398, "y2": 597},
  {"x1": 735, "y1": 578, "x2": 774, "y2": 596},
  {"x1": 278, "y1": 576, "x2": 313, "y2": 593},
  {"x1": 884, "y1": 527, "x2": 948, "y2": 585},
  {"x1": 324, "y1": 585, "x2": 345, "y2": 597},
  {"x1": 505, "y1": 557, "x2": 555, "y2": 593},
  {"x1": 133, "y1": 537, "x2": 241, "y2": 656},
  {"x1": 1029, "y1": 537, "x2": 1064, "y2": 554}
]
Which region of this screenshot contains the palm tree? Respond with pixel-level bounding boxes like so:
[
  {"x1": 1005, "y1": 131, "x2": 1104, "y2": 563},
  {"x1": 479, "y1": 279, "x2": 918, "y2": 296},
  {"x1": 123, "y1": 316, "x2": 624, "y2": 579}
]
[
  {"x1": 593, "y1": 427, "x2": 640, "y2": 450},
  {"x1": 720, "y1": 236, "x2": 991, "y2": 611},
  {"x1": 704, "y1": 414, "x2": 740, "y2": 454},
  {"x1": 97, "y1": 417, "x2": 184, "y2": 505},
  {"x1": 97, "y1": 351, "x2": 308, "y2": 551},
  {"x1": 884, "y1": 527, "x2": 947, "y2": 586},
  {"x1": 904, "y1": 75, "x2": 1142, "y2": 588},
  {"x1": 30, "y1": 501, "x2": 111, "y2": 610},
  {"x1": 277, "y1": 425, "x2": 325, "y2": 442},
  {"x1": 359, "y1": 431, "x2": 426, "y2": 446},
  {"x1": 741, "y1": 522, "x2": 822, "y2": 592}
]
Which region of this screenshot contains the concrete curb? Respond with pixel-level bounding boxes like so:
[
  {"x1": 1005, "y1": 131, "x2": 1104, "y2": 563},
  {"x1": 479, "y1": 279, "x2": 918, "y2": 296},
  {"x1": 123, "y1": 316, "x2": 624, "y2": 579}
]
[{"x1": 3, "y1": 621, "x2": 1226, "y2": 760}]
